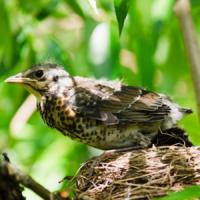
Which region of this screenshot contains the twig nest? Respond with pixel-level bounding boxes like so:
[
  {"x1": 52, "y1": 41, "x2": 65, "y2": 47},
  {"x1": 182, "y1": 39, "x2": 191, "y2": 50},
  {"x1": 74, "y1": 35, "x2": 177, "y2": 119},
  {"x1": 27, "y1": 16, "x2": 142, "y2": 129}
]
[{"x1": 76, "y1": 146, "x2": 200, "y2": 200}]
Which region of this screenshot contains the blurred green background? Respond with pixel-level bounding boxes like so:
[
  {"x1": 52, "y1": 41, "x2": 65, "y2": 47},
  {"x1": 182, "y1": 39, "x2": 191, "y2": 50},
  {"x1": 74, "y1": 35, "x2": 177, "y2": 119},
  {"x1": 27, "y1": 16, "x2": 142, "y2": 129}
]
[{"x1": 0, "y1": 0, "x2": 200, "y2": 199}]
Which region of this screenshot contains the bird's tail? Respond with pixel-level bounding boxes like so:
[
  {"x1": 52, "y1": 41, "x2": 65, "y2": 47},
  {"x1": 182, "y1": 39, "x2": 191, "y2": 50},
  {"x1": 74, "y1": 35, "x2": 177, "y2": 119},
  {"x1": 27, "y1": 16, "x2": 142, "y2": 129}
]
[{"x1": 179, "y1": 108, "x2": 193, "y2": 115}]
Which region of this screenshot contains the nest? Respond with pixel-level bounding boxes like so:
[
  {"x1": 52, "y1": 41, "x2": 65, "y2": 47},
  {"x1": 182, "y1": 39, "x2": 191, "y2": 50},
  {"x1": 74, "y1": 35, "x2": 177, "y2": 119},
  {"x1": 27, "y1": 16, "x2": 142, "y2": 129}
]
[{"x1": 76, "y1": 146, "x2": 200, "y2": 200}]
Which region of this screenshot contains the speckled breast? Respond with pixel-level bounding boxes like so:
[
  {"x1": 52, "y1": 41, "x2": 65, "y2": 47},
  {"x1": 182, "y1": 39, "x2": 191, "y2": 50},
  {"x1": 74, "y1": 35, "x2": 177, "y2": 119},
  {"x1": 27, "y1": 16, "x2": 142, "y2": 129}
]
[
  {"x1": 38, "y1": 94, "x2": 73, "y2": 126},
  {"x1": 37, "y1": 94, "x2": 97, "y2": 140}
]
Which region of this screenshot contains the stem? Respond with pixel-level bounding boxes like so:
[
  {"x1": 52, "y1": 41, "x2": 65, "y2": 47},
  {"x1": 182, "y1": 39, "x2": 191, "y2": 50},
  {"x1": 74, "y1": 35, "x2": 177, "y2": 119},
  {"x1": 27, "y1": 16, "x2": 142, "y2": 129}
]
[{"x1": 174, "y1": 0, "x2": 200, "y2": 119}]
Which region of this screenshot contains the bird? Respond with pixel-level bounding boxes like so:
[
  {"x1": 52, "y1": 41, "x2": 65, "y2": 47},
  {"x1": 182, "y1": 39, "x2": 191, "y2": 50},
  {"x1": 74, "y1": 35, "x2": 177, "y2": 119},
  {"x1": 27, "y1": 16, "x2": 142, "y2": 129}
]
[{"x1": 5, "y1": 63, "x2": 192, "y2": 150}]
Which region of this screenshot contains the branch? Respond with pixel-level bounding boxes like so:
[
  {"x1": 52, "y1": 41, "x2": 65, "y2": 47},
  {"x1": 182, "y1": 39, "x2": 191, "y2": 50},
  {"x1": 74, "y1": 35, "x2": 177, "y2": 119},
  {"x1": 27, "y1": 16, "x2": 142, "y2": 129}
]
[
  {"x1": 174, "y1": 0, "x2": 200, "y2": 118},
  {"x1": 76, "y1": 146, "x2": 200, "y2": 200},
  {"x1": 0, "y1": 153, "x2": 66, "y2": 200}
]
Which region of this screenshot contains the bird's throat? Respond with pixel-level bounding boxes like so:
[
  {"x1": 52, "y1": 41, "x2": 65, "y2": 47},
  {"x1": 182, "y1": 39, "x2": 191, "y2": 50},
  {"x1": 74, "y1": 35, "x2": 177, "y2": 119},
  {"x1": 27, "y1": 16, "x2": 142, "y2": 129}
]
[{"x1": 24, "y1": 85, "x2": 42, "y2": 100}]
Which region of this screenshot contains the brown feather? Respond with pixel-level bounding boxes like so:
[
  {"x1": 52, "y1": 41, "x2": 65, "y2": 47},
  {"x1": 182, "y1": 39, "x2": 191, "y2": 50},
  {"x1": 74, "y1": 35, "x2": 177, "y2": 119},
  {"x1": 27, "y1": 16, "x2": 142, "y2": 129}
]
[{"x1": 71, "y1": 81, "x2": 170, "y2": 124}]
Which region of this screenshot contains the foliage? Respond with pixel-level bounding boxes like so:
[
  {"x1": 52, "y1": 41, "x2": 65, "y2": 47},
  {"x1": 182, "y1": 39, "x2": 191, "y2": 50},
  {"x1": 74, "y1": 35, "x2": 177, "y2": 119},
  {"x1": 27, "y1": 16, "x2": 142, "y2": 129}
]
[
  {"x1": 158, "y1": 186, "x2": 200, "y2": 200},
  {"x1": 0, "y1": 0, "x2": 200, "y2": 199}
]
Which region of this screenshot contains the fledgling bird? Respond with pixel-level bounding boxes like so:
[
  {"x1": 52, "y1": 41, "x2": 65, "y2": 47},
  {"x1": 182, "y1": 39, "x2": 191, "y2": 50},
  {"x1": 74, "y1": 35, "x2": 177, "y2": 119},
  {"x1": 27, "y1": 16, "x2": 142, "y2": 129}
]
[{"x1": 5, "y1": 63, "x2": 192, "y2": 150}]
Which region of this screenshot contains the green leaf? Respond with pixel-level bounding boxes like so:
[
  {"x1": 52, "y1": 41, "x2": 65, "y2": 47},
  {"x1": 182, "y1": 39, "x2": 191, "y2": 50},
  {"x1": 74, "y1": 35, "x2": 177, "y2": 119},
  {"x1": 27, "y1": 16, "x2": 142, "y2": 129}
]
[
  {"x1": 0, "y1": 1, "x2": 13, "y2": 68},
  {"x1": 157, "y1": 186, "x2": 200, "y2": 200},
  {"x1": 64, "y1": 0, "x2": 85, "y2": 19},
  {"x1": 191, "y1": 0, "x2": 200, "y2": 7},
  {"x1": 114, "y1": 0, "x2": 131, "y2": 35}
]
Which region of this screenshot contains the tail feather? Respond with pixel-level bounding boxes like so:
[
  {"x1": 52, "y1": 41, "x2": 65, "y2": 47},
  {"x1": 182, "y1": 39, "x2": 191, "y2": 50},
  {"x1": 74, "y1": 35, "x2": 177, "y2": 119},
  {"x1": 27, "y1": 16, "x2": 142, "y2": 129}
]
[{"x1": 180, "y1": 108, "x2": 193, "y2": 114}]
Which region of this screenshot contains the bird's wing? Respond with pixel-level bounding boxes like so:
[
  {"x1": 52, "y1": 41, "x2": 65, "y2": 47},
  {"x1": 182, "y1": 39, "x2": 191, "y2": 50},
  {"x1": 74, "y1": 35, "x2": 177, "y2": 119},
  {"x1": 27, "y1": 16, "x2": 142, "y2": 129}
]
[{"x1": 71, "y1": 84, "x2": 170, "y2": 125}]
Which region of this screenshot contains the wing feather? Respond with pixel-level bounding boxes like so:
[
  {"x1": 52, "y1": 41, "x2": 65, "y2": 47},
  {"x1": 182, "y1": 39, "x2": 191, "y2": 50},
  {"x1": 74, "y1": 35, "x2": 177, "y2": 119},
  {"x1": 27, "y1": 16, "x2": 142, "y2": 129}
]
[{"x1": 71, "y1": 81, "x2": 170, "y2": 125}]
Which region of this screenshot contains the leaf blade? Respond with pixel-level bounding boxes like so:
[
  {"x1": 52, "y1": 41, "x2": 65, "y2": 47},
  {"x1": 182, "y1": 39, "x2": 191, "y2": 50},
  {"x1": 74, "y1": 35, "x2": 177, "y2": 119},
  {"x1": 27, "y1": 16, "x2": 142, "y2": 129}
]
[
  {"x1": 114, "y1": 0, "x2": 131, "y2": 35},
  {"x1": 64, "y1": 0, "x2": 85, "y2": 19}
]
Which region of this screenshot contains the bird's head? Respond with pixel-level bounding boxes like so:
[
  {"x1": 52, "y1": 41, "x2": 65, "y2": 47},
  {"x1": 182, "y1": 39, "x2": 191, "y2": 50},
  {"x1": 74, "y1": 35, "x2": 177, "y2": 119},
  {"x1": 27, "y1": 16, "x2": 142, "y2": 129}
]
[{"x1": 5, "y1": 63, "x2": 74, "y2": 99}]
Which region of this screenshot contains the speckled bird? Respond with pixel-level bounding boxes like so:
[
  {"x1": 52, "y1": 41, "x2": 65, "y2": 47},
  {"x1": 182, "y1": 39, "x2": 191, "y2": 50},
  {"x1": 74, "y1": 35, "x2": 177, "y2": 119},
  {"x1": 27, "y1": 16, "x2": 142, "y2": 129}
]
[{"x1": 5, "y1": 63, "x2": 192, "y2": 150}]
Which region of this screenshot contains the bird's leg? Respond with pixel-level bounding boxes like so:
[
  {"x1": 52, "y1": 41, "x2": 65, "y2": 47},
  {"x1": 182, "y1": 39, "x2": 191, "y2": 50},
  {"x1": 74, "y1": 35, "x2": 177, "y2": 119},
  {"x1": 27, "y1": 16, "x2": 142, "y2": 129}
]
[{"x1": 102, "y1": 131, "x2": 152, "y2": 154}]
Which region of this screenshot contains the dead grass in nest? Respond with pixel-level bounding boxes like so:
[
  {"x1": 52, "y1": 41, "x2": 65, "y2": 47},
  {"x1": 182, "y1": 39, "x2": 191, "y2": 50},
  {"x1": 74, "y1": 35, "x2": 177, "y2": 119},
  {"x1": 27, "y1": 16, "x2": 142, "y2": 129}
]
[{"x1": 76, "y1": 146, "x2": 200, "y2": 200}]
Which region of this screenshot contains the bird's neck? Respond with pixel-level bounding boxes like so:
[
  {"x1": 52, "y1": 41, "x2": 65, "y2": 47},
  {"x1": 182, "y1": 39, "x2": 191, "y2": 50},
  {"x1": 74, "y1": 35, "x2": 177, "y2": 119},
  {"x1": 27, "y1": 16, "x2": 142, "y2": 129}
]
[{"x1": 39, "y1": 85, "x2": 74, "y2": 104}]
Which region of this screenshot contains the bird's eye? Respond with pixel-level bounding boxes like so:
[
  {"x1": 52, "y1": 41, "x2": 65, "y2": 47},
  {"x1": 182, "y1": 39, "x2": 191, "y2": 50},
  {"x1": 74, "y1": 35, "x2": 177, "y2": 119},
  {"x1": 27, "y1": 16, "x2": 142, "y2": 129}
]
[
  {"x1": 35, "y1": 70, "x2": 44, "y2": 78},
  {"x1": 53, "y1": 75, "x2": 59, "y2": 82}
]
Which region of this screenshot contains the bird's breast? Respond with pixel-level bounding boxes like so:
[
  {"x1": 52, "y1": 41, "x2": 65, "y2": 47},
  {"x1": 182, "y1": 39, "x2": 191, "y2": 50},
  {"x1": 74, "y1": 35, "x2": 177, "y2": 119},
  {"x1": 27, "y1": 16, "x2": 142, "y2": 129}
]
[
  {"x1": 37, "y1": 95, "x2": 104, "y2": 142},
  {"x1": 38, "y1": 95, "x2": 76, "y2": 129}
]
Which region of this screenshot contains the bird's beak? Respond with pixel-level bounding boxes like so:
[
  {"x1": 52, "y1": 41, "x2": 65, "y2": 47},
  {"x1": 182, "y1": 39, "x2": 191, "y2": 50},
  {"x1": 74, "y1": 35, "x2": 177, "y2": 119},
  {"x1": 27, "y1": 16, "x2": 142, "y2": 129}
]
[{"x1": 5, "y1": 73, "x2": 31, "y2": 85}]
